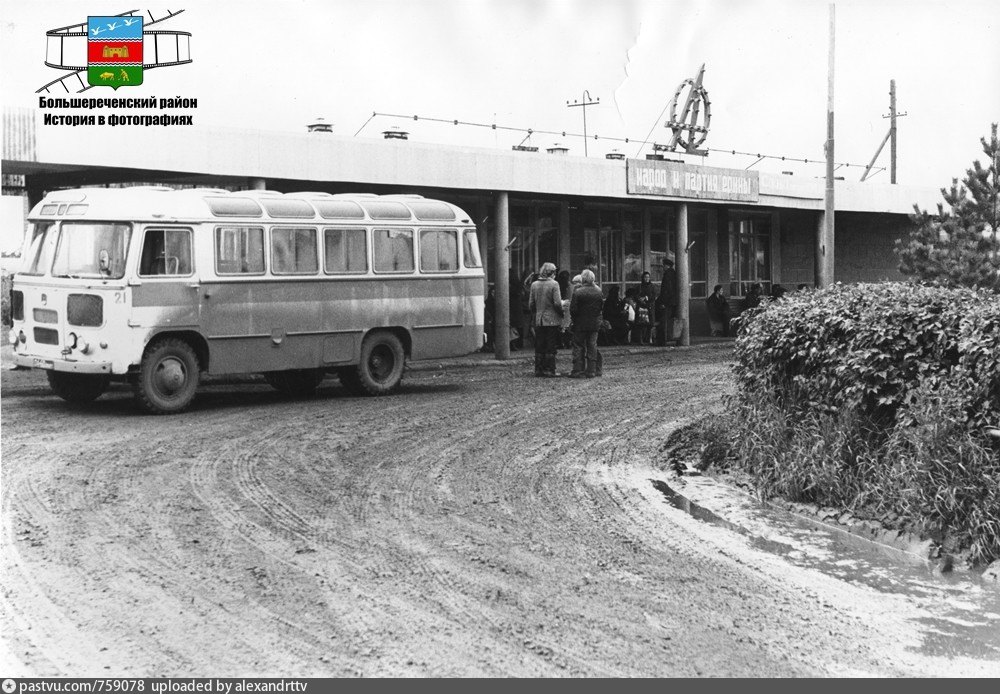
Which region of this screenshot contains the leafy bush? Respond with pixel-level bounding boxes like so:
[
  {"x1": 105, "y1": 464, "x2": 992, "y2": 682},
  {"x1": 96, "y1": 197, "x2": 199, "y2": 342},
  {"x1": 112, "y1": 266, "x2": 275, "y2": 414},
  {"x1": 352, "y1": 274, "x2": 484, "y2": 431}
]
[
  {"x1": 1, "y1": 272, "x2": 12, "y2": 328},
  {"x1": 733, "y1": 282, "x2": 1000, "y2": 428},
  {"x1": 729, "y1": 282, "x2": 1000, "y2": 563}
]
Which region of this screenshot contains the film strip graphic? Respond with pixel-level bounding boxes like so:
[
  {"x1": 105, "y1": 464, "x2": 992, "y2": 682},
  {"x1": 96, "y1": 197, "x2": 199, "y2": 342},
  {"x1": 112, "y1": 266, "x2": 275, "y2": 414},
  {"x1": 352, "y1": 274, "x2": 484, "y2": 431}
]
[{"x1": 37, "y1": 9, "x2": 191, "y2": 94}]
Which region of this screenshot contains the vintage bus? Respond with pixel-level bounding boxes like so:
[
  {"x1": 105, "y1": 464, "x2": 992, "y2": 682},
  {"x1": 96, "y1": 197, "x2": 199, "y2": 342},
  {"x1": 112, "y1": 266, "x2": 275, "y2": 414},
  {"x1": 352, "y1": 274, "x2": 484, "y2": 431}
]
[{"x1": 9, "y1": 187, "x2": 485, "y2": 413}]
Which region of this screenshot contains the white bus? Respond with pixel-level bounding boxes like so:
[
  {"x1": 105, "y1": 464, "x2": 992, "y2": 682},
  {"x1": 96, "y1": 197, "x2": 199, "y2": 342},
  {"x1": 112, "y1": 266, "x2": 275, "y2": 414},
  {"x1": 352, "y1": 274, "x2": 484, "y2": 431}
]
[{"x1": 9, "y1": 187, "x2": 485, "y2": 413}]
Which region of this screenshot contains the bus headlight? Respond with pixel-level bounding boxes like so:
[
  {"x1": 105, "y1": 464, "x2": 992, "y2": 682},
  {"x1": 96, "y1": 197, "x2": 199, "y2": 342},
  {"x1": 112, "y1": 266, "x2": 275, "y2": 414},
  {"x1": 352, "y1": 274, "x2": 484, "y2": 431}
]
[
  {"x1": 8, "y1": 330, "x2": 16, "y2": 346},
  {"x1": 18, "y1": 331, "x2": 26, "y2": 344},
  {"x1": 68, "y1": 332, "x2": 91, "y2": 354}
]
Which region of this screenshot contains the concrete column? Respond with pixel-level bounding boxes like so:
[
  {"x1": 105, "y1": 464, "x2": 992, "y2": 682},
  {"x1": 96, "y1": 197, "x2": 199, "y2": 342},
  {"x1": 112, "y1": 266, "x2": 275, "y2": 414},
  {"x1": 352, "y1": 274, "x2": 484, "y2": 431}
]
[
  {"x1": 248, "y1": 177, "x2": 266, "y2": 190},
  {"x1": 495, "y1": 192, "x2": 511, "y2": 360},
  {"x1": 677, "y1": 203, "x2": 691, "y2": 346},
  {"x1": 816, "y1": 210, "x2": 834, "y2": 287}
]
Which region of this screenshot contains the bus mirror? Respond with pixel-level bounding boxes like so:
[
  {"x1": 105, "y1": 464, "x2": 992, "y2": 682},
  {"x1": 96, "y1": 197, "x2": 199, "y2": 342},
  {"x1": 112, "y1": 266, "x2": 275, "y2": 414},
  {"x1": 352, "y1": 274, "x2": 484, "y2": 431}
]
[{"x1": 99, "y1": 249, "x2": 111, "y2": 274}]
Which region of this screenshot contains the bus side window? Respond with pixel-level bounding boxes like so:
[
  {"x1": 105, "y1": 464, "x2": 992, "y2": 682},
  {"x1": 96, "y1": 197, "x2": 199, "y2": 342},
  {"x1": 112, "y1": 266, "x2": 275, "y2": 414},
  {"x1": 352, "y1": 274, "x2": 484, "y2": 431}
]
[
  {"x1": 139, "y1": 228, "x2": 192, "y2": 276},
  {"x1": 373, "y1": 228, "x2": 414, "y2": 273},
  {"x1": 419, "y1": 228, "x2": 458, "y2": 273},
  {"x1": 216, "y1": 226, "x2": 265, "y2": 275},
  {"x1": 271, "y1": 227, "x2": 318, "y2": 275},
  {"x1": 324, "y1": 228, "x2": 368, "y2": 274}
]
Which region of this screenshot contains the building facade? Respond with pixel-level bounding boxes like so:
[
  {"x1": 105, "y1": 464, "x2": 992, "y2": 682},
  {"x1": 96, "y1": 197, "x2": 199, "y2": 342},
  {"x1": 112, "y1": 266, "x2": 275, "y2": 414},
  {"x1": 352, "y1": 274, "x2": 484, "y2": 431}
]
[{"x1": 2, "y1": 107, "x2": 939, "y2": 337}]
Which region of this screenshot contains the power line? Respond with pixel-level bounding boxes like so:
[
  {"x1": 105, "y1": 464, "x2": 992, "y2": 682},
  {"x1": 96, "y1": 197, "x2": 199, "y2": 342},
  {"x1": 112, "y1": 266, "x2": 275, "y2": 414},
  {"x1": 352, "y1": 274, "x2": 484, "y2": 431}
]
[{"x1": 357, "y1": 111, "x2": 885, "y2": 173}]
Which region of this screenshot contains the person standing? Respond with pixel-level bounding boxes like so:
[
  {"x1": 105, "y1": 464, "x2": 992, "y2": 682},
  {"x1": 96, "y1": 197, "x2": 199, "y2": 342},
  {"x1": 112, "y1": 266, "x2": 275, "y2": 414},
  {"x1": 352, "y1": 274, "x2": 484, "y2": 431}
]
[
  {"x1": 528, "y1": 262, "x2": 564, "y2": 377},
  {"x1": 635, "y1": 271, "x2": 657, "y2": 345},
  {"x1": 706, "y1": 284, "x2": 732, "y2": 337},
  {"x1": 570, "y1": 269, "x2": 605, "y2": 378},
  {"x1": 656, "y1": 258, "x2": 677, "y2": 346}
]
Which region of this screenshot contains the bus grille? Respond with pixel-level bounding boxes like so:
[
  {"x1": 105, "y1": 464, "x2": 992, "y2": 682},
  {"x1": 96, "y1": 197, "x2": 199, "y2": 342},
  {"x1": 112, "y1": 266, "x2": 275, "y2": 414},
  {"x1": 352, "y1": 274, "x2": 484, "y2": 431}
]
[
  {"x1": 68, "y1": 294, "x2": 103, "y2": 327},
  {"x1": 34, "y1": 327, "x2": 59, "y2": 345},
  {"x1": 33, "y1": 308, "x2": 58, "y2": 323}
]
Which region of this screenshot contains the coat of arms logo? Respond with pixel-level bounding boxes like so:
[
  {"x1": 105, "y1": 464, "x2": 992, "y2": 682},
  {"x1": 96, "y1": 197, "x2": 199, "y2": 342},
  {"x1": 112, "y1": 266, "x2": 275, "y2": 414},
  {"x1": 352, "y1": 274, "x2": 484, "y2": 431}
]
[{"x1": 87, "y1": 16, "x2": 144, "y2": 89}]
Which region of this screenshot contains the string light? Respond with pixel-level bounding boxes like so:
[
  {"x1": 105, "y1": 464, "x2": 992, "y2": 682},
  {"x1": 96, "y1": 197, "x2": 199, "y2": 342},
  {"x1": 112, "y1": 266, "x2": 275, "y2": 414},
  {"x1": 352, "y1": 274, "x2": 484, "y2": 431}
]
[{"x1": 358, "y1": 111, "x2": 884, "y2": 174}]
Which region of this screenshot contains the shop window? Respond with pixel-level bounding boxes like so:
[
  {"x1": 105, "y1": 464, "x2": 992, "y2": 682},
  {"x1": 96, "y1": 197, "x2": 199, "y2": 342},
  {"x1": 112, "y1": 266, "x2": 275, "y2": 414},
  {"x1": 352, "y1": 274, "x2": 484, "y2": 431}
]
[
  {"x1": 649, "y1": 208, "x2": 675, "y2": 283},
  {"x1": 689, "y1": 211, "x2": 708, "y2": 299},
  {"x1": 621, "y1": 208, "x2": 641, "y2": 284},
  {"x1": 728, "y1": 215, "x2": 772, "y2": 297}
]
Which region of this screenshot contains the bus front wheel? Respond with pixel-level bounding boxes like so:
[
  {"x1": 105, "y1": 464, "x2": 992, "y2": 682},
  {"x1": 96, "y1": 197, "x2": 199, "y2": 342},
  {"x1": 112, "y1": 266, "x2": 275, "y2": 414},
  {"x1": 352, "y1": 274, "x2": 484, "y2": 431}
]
[
  {"x1": 353, "y1": 331, "x2": 405, "y2": 395},
  {"x1": 135, "y1": 338, "x2": 200, "y2": 414},
  {"x1": 47, "y1": 371, "x2": 110, "y2": 404}
]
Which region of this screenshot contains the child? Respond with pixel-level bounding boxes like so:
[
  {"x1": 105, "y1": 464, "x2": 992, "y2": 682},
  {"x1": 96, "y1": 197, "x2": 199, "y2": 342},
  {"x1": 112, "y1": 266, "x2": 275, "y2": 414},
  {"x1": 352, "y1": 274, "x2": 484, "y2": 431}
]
[
  {"x1": 635, "y1": 294, "x2": 652, "y2": 344},
  {"x1": 621, "y1": 289, "x2": 637, "y2": 345}
]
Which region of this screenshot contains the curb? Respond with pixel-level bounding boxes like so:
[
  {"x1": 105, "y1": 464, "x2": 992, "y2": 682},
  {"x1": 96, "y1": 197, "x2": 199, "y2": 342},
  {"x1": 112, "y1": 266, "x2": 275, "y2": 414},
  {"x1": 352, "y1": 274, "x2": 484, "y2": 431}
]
[
  {"x1": 407, "y1": 340, "x2": 730, "y2": 373},
  {"x1": 656, "y1": 470, "x2": 1000, "y2": 583}
]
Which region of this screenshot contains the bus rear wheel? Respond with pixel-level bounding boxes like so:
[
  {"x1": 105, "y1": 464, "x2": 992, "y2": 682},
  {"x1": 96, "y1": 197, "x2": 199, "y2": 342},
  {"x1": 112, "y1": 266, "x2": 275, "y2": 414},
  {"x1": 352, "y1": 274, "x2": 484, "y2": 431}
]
[
  {"x1": 352, "y1": 331, "x2": 405, "y2": 395},
  {"x1": 47, "y1": 371, "x2": 110, "y2": 404},
  {"x1": 264, "y1": 369, "x2": 326, "y2": 396},
  {"x1": 134, "y1": 338, "x2": 200, "y2": 414}
]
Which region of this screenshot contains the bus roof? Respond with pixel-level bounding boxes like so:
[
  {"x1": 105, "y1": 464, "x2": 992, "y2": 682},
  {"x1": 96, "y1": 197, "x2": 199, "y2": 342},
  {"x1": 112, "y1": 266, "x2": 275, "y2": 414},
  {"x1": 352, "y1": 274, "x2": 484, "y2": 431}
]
[{"x1": 27, "y1": 187, "x2": 474, "y2": 225}]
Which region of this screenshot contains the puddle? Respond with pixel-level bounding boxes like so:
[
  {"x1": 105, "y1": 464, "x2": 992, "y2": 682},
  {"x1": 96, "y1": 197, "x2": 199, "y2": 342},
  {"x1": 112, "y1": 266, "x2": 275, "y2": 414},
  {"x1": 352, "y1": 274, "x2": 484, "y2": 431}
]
[{"x1": 652, "y1": 477, "x2": 1000, "y2": 660}]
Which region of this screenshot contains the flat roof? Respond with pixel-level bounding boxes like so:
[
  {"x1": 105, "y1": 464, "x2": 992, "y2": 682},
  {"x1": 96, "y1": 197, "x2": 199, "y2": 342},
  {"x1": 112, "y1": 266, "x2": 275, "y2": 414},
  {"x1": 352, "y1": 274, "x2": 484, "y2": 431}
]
[{"x1": 3, "y1": 107, "x2": 939, "y2": 214}]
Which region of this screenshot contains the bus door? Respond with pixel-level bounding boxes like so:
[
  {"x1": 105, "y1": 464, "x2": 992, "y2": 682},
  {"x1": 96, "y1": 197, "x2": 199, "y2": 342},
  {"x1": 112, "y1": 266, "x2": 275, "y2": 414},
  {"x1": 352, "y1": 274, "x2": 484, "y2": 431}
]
[{"x1": 130, "y1": 226, "x2": 200, "y2": 330}]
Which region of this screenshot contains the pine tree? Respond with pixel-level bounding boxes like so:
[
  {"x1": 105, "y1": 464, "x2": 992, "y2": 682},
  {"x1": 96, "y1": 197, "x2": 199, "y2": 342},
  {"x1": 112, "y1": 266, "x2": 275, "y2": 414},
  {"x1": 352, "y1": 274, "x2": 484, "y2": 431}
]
[{"x1": 896, "y1": 123, "x2": 1000, "y2": 291}]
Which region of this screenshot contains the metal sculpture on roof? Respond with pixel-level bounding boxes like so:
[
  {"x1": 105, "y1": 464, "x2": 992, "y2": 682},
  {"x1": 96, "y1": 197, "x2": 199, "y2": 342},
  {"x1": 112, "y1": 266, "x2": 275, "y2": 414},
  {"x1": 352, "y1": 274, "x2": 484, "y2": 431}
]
[{"x1": 661, "y1": 63, "x2": 712, "y2": 156}]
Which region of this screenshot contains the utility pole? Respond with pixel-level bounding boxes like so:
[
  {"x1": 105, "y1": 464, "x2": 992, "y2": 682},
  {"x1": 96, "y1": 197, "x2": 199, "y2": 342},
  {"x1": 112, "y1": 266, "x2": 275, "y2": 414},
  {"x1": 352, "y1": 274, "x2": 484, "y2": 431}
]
[
  {"x1": 886, "y1": 79, "x2": 908, "y2": 183},
  {"x1": 861, "y1": 80, "x2": 907, "y2": 183},
  {"x1": 819, "y1": 3, "x2": 836, "y2": 289},
  {"x1": 889, "y1": 80, "x2": 897, "y2": 183},
  {"x1": 567, "y1": 90, "x2": 599, "y2": 157}
]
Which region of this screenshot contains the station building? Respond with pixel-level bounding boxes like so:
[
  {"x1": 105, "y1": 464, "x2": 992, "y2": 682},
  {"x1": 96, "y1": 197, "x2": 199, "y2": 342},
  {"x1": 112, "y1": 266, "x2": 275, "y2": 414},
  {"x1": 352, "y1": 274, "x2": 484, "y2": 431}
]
[{"x1": 2, "y1": 107, "x2": 939, "y2": 338}]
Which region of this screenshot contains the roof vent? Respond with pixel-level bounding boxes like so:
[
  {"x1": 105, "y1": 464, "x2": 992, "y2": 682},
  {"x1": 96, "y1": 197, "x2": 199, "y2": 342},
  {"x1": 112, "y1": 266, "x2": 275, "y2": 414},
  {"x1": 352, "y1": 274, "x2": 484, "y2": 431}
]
[
  {"x1": 383, "y1": 126, "x2": 409, "y2": 140},
  {"x1": 645, "y1": 154, "x2": 665, "y2": 161},
  {"x1": 306, "y1": 117, "x2": 333, "y2": 133},
  {"x1": 546, "y1": 143, "x2": 569, "y2": 155}
]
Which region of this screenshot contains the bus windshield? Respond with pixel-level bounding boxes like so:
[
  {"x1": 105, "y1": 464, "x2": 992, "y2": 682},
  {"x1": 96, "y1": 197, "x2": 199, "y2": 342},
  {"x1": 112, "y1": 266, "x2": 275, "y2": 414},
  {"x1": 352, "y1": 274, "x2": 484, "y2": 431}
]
[{"x1": 50, "y1": 222, "x2": 132, "y2": 279}]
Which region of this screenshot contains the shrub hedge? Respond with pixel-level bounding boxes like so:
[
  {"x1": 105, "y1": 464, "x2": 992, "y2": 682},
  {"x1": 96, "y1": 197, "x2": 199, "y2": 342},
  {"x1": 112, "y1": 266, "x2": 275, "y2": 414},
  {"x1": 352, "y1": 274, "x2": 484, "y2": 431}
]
[{"x1": 729, "y1": 282, "x2": 1000, "y2": 563}]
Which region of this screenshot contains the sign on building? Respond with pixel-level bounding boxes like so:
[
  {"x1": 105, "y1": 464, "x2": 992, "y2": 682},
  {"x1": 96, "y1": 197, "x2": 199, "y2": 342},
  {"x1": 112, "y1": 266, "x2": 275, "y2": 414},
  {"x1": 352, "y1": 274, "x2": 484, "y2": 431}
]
[{"x1": 627, "y1": 159, "x2": 759, "y2": 202}]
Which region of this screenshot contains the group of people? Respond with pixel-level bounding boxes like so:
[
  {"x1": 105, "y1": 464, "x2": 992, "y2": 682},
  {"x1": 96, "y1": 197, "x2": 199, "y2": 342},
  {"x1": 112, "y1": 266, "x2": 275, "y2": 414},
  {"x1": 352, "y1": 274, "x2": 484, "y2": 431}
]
[
  {"x1": 600, "y1": 269, "x2": 677, "y2": 347},
  {"x1": 705, "y1": 282, "x2": 808, "y2": 337},
  {"x1": 506, "y1": 260, "x2": 680, "y2": 378},
  {"x1": 521, "y1": 262, "x2": 602, "y2": 378}
]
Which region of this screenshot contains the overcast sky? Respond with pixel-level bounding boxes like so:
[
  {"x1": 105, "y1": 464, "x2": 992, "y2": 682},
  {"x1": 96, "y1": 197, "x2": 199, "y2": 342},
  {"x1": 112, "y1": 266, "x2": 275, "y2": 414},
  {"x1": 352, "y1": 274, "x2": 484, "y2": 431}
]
[{"x1": 2, "y1": 0, "x2": 998, "y2": 191}]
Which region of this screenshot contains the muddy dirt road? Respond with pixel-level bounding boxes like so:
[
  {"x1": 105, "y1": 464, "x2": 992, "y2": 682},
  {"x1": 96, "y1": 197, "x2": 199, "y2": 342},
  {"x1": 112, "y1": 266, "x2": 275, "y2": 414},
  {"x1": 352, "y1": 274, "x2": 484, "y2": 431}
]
[{"x1": 1, "y1": 344, "x2": 996, "y2": 676}]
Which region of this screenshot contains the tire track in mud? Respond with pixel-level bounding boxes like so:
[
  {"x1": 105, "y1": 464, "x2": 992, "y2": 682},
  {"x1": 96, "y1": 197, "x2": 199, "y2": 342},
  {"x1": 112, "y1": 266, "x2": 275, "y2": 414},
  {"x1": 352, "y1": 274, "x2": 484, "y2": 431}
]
[
  {"x1": 4, "y1": 344, "x2": 952, "y2": 675},
  {"x1": 187, "y1": 397, "x2": 534, "y2": 675}
]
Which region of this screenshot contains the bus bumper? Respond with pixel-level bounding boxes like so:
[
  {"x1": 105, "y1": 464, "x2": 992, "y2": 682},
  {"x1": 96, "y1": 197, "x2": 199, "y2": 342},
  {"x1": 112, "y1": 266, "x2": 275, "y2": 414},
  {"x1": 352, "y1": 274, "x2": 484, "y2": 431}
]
[{"x1": 13, "y1": 354, "x2": 113, "y2": 374}]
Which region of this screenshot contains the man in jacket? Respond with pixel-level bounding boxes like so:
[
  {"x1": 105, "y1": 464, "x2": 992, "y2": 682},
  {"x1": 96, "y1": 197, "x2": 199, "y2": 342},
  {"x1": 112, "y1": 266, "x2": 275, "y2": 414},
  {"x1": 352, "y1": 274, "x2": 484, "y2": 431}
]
[
  {"x1": 570, "y1": 269, "x2": 605, "y2": 378},
  {"x1": 528, "y1": 262, "x2": 564, "y2": 377}
]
